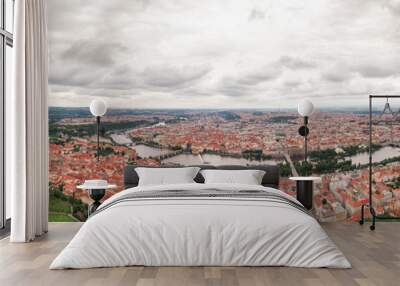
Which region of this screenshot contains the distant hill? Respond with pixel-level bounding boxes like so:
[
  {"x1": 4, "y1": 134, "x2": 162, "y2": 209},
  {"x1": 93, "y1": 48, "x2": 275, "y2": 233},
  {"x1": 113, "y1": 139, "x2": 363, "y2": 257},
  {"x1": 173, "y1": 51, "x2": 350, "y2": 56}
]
[
  {"x1": 48, "y1": 106, "x2": 372, "y2": 122},
  {"x1": 48, "y1": 107, "x2": 186, "y2": 121},
  {"x1": 49, "y1": 107, "x2": 92, "y2": 121}
]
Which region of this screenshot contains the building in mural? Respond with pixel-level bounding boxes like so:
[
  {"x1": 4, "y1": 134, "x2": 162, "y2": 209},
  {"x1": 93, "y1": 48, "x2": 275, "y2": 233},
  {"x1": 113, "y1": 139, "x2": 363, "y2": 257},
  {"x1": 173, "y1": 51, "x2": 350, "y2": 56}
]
[{"x1": 48, "y1": 108, "x2": 400, "y2": 221}]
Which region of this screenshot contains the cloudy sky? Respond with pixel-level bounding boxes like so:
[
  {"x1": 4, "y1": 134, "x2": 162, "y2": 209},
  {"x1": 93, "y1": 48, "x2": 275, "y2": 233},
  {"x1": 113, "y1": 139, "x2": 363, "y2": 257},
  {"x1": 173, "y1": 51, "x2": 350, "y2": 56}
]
[{"x1": 47, "y1": 0, "x2": 400, "y2": 109}]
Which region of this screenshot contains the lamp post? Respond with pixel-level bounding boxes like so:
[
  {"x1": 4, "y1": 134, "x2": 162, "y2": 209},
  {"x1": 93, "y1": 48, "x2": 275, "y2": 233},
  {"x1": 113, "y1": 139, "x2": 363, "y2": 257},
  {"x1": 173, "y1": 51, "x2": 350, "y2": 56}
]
[
  {"x1": 297, "y1": 99, "x2": 314, "y2": 162},
  {"x1": 89, "y1": 99, "x2": 107, "y2": 161}
]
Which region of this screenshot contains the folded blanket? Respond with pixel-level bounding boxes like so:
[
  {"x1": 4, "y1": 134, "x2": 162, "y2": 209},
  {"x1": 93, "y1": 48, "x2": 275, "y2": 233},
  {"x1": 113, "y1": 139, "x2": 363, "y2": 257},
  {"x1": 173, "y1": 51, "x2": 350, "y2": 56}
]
[{"x1": 92, "y1": 188, "x2": 311, "y2": 218}]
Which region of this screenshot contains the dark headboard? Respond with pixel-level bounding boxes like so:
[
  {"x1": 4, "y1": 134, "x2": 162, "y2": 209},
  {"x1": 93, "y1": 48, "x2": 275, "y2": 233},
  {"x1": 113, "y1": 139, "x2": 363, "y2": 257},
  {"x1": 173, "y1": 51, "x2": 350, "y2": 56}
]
[{"x1": 123, "y1": 165, "x2": 280, "y2": 189}]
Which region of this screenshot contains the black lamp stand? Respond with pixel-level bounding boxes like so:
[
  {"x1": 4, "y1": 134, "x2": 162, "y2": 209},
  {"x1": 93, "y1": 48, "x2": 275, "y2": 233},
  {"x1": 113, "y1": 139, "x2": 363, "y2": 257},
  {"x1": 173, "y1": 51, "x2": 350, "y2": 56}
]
[
  {"x1": 88, "y1": 188, "x2": 106, "y2": 215},
  {"x1": 96, "y1": 116, "x2": 100, "y2": 161},
  {"x1": 304, "y1": 116, "x2": 308, "y2": 162},
  {"x1": 298, "y1": 116, "x2": 309, "y2": 162},
  {"x1": 296, "y1": 180, "x2": 313, "y2": 210}
]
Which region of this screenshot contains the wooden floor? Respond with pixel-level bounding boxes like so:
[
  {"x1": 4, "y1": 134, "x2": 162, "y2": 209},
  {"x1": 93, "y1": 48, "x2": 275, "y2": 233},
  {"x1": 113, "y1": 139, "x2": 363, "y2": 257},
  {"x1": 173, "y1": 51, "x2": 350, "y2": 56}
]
[{"x1": 0, "y1": 222, "x2": 399, "y2": 286}]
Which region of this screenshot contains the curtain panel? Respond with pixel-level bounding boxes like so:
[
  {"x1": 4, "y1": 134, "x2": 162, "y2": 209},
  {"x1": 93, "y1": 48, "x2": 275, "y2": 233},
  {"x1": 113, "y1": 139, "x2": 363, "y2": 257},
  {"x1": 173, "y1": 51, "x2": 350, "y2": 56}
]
[{"x1": 9, "y1": 0, "x2": 49, "y2": 242}]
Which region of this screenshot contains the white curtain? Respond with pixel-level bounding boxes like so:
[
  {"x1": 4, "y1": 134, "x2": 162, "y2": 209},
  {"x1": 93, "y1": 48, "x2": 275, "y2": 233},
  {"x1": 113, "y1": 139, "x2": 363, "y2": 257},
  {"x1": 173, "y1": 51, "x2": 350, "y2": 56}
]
[{"x1": 9, "y1": 0, "x2": 49, "y2": 242}]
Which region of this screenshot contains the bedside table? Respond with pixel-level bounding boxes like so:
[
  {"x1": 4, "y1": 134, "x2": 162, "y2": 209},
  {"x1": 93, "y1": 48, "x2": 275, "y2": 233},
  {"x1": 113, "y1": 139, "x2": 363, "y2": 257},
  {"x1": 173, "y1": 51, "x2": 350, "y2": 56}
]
[
  {"x1": 77, "y1": 180, "x2": 117, "y2": 215},
  {"x1": 289, "y1": 176, "x2": 321, "y2": 210}
]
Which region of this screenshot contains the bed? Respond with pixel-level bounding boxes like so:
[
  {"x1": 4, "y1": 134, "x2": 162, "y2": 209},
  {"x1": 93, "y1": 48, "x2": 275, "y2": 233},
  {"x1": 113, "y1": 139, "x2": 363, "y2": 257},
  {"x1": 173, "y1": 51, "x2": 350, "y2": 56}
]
[{"x1": 50, "y1": 165, "x2": 351, "y2": 269}]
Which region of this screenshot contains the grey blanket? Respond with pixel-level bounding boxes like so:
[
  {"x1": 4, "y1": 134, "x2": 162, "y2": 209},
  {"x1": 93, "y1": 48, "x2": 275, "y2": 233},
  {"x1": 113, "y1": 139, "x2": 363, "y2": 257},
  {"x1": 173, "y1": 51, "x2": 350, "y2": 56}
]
[{"x1": 91, "y1": 189, "x2": 311, "y2": 218}]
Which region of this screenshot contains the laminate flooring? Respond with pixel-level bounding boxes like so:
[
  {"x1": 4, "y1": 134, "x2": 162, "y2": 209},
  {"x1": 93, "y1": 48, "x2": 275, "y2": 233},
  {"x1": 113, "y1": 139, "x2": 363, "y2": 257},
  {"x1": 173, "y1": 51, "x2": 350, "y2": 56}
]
[{"x1": 0, "y1": 222, "x2": 398, "y2": 286}]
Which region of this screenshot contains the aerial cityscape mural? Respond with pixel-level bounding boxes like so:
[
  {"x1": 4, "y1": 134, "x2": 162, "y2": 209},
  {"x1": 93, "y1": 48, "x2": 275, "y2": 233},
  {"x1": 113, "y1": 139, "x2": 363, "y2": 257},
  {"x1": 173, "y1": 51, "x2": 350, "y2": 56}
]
[{"x1": 47, "y1": 0, "x2": 400, "y2": 222}]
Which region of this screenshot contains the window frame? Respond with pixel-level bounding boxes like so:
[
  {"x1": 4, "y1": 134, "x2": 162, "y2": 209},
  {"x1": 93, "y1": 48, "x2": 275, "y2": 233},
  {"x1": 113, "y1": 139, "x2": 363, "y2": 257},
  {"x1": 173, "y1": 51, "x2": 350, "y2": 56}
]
[{"x1": 0, "y1": 0, "x2": 13, "y2": 231}]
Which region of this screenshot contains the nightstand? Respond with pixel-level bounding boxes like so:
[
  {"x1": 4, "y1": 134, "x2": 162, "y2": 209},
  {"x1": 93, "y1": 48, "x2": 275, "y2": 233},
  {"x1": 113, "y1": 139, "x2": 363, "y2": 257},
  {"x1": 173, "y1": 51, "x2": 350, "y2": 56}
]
[
  {"x1": 77, "y1": 180, "x2": 117, "y2": 215},
  {"x1": 289, "y1": 176, "x2": 321, "y2": 210}
]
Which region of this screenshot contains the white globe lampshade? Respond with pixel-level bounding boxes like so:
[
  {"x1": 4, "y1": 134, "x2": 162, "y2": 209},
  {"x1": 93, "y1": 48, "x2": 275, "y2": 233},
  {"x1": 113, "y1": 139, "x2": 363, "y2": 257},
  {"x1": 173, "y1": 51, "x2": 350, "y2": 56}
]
[
  {"x1": 297, "y1": 99, "x2": 314, "y2": 117},
  {"x1": 90, "y1": 99, "x2": 107, "y2": 117}
]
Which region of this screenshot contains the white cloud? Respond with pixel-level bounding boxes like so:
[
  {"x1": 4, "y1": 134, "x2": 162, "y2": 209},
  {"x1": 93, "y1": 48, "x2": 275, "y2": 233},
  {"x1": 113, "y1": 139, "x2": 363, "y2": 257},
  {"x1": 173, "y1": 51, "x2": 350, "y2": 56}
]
[{"x1": 47, "y1": 0, "x2": 400, "y2": 108}]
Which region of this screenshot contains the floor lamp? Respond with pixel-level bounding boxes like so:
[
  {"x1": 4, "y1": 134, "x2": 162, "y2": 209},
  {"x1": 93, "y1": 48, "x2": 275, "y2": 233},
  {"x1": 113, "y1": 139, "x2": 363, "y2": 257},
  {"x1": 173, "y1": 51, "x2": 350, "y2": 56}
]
[
  {"x1": 89, "y1": 99, "x2": 107, "y2": 161},
  {"x1": 297, "y1": 99, "x2": 314, "y2": 162},
  {"x1": 292, "y1": 99, "x2": 316, "y2": 209}
]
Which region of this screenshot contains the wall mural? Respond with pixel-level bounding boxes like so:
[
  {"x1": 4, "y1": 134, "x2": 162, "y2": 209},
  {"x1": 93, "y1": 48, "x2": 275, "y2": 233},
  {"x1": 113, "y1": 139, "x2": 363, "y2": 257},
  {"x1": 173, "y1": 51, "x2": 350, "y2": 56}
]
[{"x1": 47, "y1": 0, "x2": 400, "y2": 222}]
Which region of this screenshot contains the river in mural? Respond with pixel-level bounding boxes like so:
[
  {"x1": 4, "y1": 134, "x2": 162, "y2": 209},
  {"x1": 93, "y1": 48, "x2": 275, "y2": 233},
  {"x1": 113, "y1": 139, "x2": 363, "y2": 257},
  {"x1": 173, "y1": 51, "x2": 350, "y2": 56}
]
[
  {"x1": 347, "y1": 146, "x2": 400, "y2": 165},
  {"x1": 110, "y1": 132, "x2": 279, "y2": 165}
]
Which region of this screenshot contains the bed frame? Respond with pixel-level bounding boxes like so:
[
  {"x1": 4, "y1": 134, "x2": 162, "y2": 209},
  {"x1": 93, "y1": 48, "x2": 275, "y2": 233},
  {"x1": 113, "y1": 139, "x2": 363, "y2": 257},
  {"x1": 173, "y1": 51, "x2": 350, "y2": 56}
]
[{"x1": 123, "y1": 165, "x2": 280, "y2": 189}]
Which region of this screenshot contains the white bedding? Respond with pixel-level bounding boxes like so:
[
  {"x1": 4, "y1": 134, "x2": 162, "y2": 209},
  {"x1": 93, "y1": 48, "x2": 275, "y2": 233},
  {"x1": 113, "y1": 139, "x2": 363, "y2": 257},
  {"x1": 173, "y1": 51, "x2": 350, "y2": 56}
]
[{"x1": 50, "y1": 183, "x2": 351, "y2": 269}]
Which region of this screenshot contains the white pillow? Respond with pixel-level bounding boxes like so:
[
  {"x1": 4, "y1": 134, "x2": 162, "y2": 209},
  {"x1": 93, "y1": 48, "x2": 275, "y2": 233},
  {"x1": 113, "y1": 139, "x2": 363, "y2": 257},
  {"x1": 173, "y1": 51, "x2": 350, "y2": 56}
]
[
  {"x1": 200, "y1": 169, "x2": 266, "y2": 185},
  {"x1": 136, "y1": 167, "x2": 200, "y2": 186}
]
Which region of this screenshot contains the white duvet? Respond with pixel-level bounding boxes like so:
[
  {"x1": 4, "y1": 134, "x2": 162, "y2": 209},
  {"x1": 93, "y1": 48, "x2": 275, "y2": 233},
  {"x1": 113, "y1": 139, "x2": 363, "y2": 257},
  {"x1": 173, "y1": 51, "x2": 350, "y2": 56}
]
[{"x1": 50, "y1": 183, "x2": 351, "y2": 269}]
